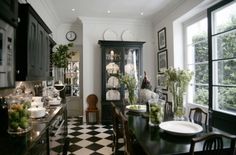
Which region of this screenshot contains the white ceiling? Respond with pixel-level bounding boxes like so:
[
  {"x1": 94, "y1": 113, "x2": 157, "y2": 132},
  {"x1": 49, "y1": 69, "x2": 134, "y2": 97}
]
[{"x1": 46, "y1": 0, "x2": 185, "y2": 23}]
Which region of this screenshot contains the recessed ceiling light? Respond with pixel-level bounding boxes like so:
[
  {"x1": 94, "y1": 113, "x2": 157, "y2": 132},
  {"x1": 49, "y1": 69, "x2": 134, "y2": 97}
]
[
  {"x1": 72, "y1": 8, "x2": 76, "y2": 12},
  {"x1": 107, "y1": 10, "x2": 111, "y2": 14},
  {"x1": 140, "y1": 12, "x2": 144, "y2": 16}
]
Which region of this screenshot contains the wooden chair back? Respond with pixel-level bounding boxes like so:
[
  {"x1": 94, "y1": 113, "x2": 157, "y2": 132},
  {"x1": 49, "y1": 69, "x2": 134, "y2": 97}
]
[
  {"x1": 111, "y1": 102, "x2": 123, "y2": 152},
  {"x1": 120, "y1": 111, "x2": 134, "y2": 155},
  {"x1": 189, "y1": 107, "x2": 208, "y2": 125},
  {"x1": 190, "y1": 132, "x2": 236, "y2": 155}
]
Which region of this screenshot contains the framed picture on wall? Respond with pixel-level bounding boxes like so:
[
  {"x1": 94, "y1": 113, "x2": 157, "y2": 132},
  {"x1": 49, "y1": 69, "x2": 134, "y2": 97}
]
[
  {"x1": 158, "y1": 50, "x2": 168, "y2": 73},
  {"x1": 158, "y1": 27, "x2": 167, "y2": 50},
  {"x1": 157, "y1": 73, "x2": 167, "y2": 90}
]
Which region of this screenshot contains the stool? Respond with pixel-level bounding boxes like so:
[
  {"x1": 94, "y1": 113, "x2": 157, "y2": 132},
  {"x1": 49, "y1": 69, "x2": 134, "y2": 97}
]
[{"x1": 86, "y1": 94, "x2": 99, "y2": 124}]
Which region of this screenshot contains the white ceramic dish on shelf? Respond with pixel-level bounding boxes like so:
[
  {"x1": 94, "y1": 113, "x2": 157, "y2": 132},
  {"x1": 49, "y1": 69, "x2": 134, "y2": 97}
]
[
  {"x1": 159, "y1": 121, "x2": 203, "y2": 136},
  {"x1": 121, "y1": 30, "x2": 136, "y2": 41},
  {"x1": 103, "y1": 29, "x2": 118, "y2": 40}
]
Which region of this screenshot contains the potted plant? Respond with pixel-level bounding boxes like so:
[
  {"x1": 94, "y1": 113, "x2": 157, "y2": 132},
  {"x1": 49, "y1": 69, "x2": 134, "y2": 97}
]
[
  {"x1": 52, "y1": 43, "x2": 74, "y2": 68},
  {"x1": 163, "y1": 67, "x2": 193, "y2": 118}
]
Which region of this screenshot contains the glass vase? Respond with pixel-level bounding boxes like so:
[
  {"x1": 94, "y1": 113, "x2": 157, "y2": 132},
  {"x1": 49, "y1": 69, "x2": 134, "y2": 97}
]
[
  {"x1": 7, "y1": 95, "x2": 31, "y2": 134},
  {"x1": 148, "y1": 99, "x2": 164, "y2": 126},
  {"x1": 172, "y1": 85, "x2": 185, "y2": 120}
]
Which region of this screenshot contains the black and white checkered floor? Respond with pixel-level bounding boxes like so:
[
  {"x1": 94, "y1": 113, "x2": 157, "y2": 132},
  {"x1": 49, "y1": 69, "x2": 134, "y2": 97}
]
[{"x1": 65, "y1": 117, "x2": 124, "y2": 155}]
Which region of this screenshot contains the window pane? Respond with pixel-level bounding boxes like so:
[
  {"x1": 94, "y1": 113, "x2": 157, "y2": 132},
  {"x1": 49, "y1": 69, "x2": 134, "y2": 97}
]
[
  {"x1": 187, "y1": 18, "x2": 207, "y2": 45},
  {"x1": 213, "y1": 86, "x2": 236, "y2": 113},
  {"x1": 194, "y1": 85, "x2": 209, "y2": 106},
  {"x1": 195, "y1": 63, "x2": 208, "y2": 84},
  {"x1": 187, "y1": 41, "x2": 208, "y2": 64},
  {"x1": 188, "y1": 85, "x2": 208, "y2": 106},
  {"x1": 186, "y1": 17, "x2": 208, "y2": 105},
  {"x1": 212, "y1": 1, "x2": 236, "y2": 34},
  {"x1": 213, "y1": 59, "x2": 236, "y2": 85},
  {"x1": 212, "y1": 30, "x2": 236, "y2": 60}
]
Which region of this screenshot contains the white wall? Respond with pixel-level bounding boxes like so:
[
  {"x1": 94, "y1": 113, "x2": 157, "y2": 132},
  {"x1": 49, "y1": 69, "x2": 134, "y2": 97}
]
[
  {"x1": 153, "y1": 0, "x2": 218, "y2": 102},
  {"x1": 80, "y1": 17, "x2": 155, "y2": 121},
  {"x1": 24, "y1": 0, "x2": 60, "y2": 37},
  {"x1": 55, "y1": 21, "x2": 83, "y2": 45}
]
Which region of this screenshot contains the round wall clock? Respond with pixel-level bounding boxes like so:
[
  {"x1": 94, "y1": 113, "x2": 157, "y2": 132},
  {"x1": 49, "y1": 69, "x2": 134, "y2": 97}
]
[{"x1": 66, "y1": 31, "x2": 77, "y2": 41}]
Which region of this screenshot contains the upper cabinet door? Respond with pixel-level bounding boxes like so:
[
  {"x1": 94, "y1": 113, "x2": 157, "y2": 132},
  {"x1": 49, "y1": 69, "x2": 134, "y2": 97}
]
[
  {"x1": 0, "y1": 0, "x2": 18, "y2": 27},
  {"x1": 27, "y1": 14, "x2": 39, "y2": 78},
  {"x1": 16, "y1": 3, "x2": 52, "y2": 81}
]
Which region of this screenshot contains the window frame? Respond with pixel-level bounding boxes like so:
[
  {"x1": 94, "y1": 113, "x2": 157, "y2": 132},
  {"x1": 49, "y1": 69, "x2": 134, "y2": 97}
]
[
  {"x1": 207, "y1": 0, "x2": 236, "y2": 130},
  {"x1": 183, "y1": 12, "x2": 209, "y2": 107}
]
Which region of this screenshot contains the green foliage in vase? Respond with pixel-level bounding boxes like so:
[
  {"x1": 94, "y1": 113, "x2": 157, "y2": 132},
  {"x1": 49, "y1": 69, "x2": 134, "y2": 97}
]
[
  {"x1": 119, "y1": 74, "x2": 137, "y2": 105},
  {"x1": 52, "y1": 43, "x2": 74, "y2": 68},
  {"x1": 164, "y1": 68, "x2": 193, "y2": 112}
]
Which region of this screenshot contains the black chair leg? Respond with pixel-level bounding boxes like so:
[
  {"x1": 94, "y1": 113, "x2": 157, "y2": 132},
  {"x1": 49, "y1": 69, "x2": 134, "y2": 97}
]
[{"x1": 62, "y1": 137, "x2": 70, "y2": 155}]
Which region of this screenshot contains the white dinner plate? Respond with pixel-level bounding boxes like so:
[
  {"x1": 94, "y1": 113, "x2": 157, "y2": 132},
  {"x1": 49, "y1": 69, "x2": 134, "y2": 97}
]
[
  {"x1": 126, "y1": 105, "x2": 146, "y2": 113},
  {"x1": 103, "y1": 29, "x2": 118, "y2": 40},
  {"x1": 159, "y1": 121, "x2": 203, "y2": 136},
  {"x1": 121, "y1": 30, "x2": 136, "y2": 41}
]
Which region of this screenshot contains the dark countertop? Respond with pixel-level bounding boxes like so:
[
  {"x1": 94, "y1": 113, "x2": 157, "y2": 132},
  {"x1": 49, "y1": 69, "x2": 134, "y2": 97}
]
[{"x1": 0, "y1": 103, "x2": 65, "y2": 155}]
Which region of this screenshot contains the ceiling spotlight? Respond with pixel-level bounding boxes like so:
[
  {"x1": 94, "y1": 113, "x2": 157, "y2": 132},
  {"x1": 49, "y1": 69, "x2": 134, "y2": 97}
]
[
  {"x1": 72, "y1": 8, "x2": 76, "y2": 12},
  {"x1": 107, "y1": 10, "x2": 111, "y2": 14},
  {"x1": 140, "y1": 12, "x2": 144, "y2": 16}
]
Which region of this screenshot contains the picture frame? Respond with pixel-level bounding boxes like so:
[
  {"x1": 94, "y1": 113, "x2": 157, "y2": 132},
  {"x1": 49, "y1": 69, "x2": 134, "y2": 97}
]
[
  {"x1": 157, "y1": 73, "x2": 167, "y2": 90},
  {"x1": 159, "y1": 93, "x2": 168, "y2": 102},
  {"x1": 158, "y1": 27, "x2": 167, "y2": 50},
  {"x1": 158, "y1": 50, "x2": 168, "y2": 73}
]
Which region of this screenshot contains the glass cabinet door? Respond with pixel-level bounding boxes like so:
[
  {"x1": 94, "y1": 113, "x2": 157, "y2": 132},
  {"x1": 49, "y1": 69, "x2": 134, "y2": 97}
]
[
  {"x1": 124, "y1": 47, "x2": 141, "y2": 100},
  {"x1": 105, "y1": 48, "x2": 121, "y2": 101}
]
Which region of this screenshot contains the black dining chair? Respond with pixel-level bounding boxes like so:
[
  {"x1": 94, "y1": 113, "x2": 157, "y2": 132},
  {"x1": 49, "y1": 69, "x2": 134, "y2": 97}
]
[
  {"x1": 189, "y1": 107, "x2": 208, "y2": 125},
  {"x1": 189, "y1": 132, "x2": 236, "y2": 155},
  {"x1": 120, "y1": 111, "x2": 147, "y2": 155},
  {"x1": 111, "y1": 102, "x2": 123, "y2": 154},
  {"x1": 164, "y1": 101, "x2": 173, "y2": 121}
]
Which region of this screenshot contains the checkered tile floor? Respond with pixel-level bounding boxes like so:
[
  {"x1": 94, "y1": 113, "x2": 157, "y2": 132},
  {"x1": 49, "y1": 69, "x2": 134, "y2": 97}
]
[{"x1": 65, "y1": 117, "x2": 124, "y2": 155}]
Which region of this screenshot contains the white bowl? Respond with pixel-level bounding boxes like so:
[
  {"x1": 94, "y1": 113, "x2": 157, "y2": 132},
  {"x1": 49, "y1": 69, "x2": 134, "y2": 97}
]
[
  {"x1": 31, "y1": 101, "x2": 44, "y2": 108},
  {"x1": 28, "y1": 107, "x2": 46, "y2": 118},
  {"x1": 32, "y1": 96, "x2": 42, "y2": 102}
]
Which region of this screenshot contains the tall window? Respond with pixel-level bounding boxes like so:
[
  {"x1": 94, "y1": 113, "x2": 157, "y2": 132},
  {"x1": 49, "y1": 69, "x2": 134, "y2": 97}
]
[
  {"x1": 185, "y1": 17, "x2": 209, "y2": 106},
  {"x1": 210, "y1": 1, "x2": 236, "y2": 115}
]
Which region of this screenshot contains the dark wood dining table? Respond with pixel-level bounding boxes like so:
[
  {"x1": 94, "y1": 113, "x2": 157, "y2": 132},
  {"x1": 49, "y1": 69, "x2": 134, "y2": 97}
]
[{"x1": 126, "y1": 111, "x2": 234, "y2": 155}]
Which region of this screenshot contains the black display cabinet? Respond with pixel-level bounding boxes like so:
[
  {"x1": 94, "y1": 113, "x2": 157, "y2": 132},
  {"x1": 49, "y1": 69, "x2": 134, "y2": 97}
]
[{"x1": 98, "y1": 40, "x2": 145, "y2": 124}]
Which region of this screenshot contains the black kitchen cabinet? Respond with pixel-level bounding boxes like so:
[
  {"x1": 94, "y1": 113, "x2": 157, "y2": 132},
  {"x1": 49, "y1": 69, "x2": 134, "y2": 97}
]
[
  {"x1": 98, "y1": 40, "x2": 145, "y2": 124},
  {"x1": 27, "y1": 131, "x2": 48, "y2": 155},
  {"x1": 0, "y1": 0, "x2": 18, "y2": 27},
  {"x1": 16, "y1": 3, "x2": 52, "y2": 81}
]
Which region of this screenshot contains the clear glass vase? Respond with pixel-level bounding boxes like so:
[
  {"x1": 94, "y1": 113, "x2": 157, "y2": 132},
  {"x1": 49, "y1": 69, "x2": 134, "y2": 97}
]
[
  {"x1": 7, "y1": 95, "x2": 31, "y2": 134},
  {"x1": 148, "y1": 99, "x2": 165, "y2": 126}
]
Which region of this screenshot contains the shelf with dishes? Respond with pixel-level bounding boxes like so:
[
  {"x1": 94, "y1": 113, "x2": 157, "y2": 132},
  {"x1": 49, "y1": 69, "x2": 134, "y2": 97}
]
[{"x1": 106, "y1": 89, "x2": 121, "y2": 101}]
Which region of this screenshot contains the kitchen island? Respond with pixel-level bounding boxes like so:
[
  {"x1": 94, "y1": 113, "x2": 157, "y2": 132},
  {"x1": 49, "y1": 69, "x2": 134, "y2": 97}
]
[{"x1": 0, "y1": 102, "x2": 67, "y2": 155}]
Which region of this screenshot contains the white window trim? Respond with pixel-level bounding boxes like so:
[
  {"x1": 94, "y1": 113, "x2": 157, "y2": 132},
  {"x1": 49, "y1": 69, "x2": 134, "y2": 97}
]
[{"x1": 183, "y1": 11, "x2": 208, "y2": 107}]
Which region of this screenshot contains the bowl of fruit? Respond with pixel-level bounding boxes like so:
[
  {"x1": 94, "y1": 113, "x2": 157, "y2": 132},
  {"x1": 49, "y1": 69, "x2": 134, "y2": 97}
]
[{"x1": 8, "y1": 102, "x2": 31, "y2": 135}]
